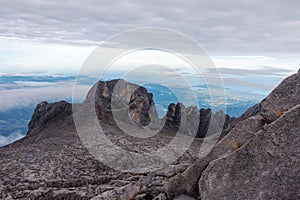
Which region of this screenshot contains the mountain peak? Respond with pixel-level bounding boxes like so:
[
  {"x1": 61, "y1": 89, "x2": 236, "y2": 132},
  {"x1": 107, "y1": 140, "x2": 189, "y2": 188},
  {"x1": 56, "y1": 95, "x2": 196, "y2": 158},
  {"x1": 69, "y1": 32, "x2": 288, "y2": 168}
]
[
  {"x1": 1, "y1": 72, "x2": 299, "y2": 199},
  {"x1": 85, "y1": 78, "x2": 157, "y2": 127},
  {"x1": 27, "y1": 100, "x2": 72, "y2": 135},
  {"x1": 166, "y1": 71, "x2": 300, "y2": 199}
]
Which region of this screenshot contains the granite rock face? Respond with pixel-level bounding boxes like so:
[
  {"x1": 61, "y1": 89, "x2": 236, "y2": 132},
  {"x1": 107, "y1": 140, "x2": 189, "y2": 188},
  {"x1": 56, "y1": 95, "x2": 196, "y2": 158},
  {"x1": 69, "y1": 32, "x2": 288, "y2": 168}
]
[
  {"x1": 165, "y1": 103, "x2": 234, "y2": 138},
  {"x1": 165, "y1": 103, "x2": 181, "y2": 131},
  {"x1": 0, "y1": 79, "x2": 206, "y2": 199},
  {"x1": 199, "y1": 105, "x2": 300, "y2": 200},
  {"x1": 27, "y1": 100, "x2": 72, "y2": 135},
  {"x1": 85, "y1": 79, "x2": 158, "y2": 127},
  {"x1": 86, "y1": 79, "x2": 233, "y2": 139},
  {"x1": 1, "y1": 72, "x2": 299, "y2": 199},
  {"x1": 166, "y1": 71, "x2": 300, "y2": 199},
  {"x1": 222, "y1": 72, "x2": 300, "y2": 137}
]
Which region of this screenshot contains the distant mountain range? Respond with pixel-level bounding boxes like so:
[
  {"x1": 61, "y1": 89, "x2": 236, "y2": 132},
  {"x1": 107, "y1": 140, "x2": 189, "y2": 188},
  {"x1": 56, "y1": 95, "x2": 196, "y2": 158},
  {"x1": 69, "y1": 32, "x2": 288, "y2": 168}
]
[{"x1": 0, "y1": 74, "x2": 266, "y2": 146}]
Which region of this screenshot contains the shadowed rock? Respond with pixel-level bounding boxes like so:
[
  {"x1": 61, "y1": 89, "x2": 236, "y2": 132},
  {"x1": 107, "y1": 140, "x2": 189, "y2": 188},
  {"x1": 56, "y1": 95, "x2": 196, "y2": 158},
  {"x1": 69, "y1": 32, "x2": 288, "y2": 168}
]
[
  {"x1": 85, "y1": 79, "x2": 158, "y2": 127},
  {"x1": 164, "y1": 103, "x2": 234, "y2": 138},
  {"x1": 27, "y1": 100, "x2": 72, "y2": 135}
]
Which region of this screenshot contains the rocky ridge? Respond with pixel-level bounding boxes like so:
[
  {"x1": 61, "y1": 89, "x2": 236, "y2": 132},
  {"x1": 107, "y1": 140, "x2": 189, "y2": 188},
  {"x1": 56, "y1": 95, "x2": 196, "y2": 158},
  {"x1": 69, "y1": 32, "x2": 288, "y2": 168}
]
[
  {"x1": 84, "y1": 79, "x2": 158, "y2": 127},
  {"x1": 166, "y1": 71, "x2": 300, "y2": 199},
  {"x1": 82, "y1": 79, "x2": 233, "y2": 139},
  {"x1": 0, "y1": 73, "x2": 299, "y2": 199}
]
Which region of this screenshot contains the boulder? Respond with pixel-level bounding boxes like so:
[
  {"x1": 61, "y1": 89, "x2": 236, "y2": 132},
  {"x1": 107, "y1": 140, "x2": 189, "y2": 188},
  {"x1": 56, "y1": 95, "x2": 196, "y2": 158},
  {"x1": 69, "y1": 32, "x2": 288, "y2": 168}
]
[
  {"x1": 166, "y1": 72, "x2": 300, "y2": 198},
  {"x1": 199, "y1": 105, "x2": 300, "y2": 200}
]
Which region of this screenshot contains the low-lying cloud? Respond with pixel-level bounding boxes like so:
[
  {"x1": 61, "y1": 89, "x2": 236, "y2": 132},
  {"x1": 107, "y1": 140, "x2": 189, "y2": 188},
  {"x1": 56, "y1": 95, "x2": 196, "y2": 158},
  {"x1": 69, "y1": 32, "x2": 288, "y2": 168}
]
[
  {"x1": 0, "y1": 131, "x2": 24, "y2": 146},
  {"x1": 207, "y1": 66, "x2": 294, "y2": 76},
  {"x1": 0, "y1": 78, "x2": 91, "y2": 111}
]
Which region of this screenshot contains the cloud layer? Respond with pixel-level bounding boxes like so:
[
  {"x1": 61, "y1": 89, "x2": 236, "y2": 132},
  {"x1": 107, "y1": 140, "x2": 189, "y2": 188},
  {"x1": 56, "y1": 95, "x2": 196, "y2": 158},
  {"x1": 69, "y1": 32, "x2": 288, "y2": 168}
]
[
  {"x1": 1, "y1": 0, "x2": 300, "y2": 55},
  {"x1": 0, "y1": 75, "x2": 92, "y2": 111},
  {"x1": 0, "y1": 131, "x2": 23, "y2": 146}
]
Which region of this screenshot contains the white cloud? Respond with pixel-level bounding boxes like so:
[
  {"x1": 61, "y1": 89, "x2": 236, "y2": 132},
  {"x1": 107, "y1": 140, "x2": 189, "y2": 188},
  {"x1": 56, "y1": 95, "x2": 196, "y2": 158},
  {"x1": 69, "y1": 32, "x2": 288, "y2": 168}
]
[
  {"x1": 0, "y1": 0, "x2": 300, "y2": 56},
  {"x1": 0, "y1": 131, "x2": 24, "y2": 146},
  {"x1": 0, "y1": 81, "x2": 91, "y2": 111},
  {"x1": 211, "y1": 56, "x2": 299, "y2": 73},
  {"x1": 0, "y1": 0, "x2": 299, "y2": 74},
  {"x1": 0, "y1": 38, "x2": 95, "y2": 73}
]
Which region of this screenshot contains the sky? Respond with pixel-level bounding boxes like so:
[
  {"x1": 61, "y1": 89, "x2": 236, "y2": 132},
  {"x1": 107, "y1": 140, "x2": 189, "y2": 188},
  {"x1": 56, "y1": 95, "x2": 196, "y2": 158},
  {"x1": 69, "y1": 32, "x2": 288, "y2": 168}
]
[
  {"x1": 0, "y1": 0, "x2": 299, "y2": 75},
  {"x1": 0, "y1": 0, "x2": 300, "y2": 146}
]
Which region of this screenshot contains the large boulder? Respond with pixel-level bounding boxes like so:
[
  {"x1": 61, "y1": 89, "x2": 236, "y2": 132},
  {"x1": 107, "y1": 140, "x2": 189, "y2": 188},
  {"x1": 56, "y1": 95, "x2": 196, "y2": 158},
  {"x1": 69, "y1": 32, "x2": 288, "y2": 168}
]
[
  {"x1": 199, "y1": 104, "x2": 300, "y2": 200},
  {"x1": 166, "y1": 114, "x2": 266, "y2": 198},
  {"x1": 166, "y1": 71, "x2": 300, "y2": 199},
  {"x1": 221, "y1": 72, "x2": 300, "y2": 137}
]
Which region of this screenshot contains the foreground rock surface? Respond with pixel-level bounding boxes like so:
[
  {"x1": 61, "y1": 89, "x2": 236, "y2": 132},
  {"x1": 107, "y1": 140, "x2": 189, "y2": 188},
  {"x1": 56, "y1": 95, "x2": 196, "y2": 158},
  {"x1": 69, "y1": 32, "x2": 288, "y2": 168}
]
[
  {"x1": 166, "y1": 72, "x2": 300, "y2": 199},
  {"x1": 199, "y1": 104, "x2": 300, "y2": 200},
  {"x1": 1, "y1": 110, "x2": 205, "y2": 199},
  {"x1": 1, "y1": 73, "x2": 300, "y2": 199},
  {"x1": 0, "y1": 79, "x2": 208, "y2": 199}
]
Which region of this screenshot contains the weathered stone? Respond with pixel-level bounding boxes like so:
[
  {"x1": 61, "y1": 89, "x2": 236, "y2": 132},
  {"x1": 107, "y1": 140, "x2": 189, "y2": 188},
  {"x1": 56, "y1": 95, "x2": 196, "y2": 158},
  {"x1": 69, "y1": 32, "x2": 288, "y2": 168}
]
[
  {"x1": 91, "y1": 190, "x2": 117, "y2": 200},
  {"x1": 2, "y1": 72, "x2": 300, "y2": 199},
  {"x1": 164, "y1": 103, "x2": 181, "y2": 131},
  {"x1": 199, "y1": 105, "x2": 300, "y2": 200},
  {"x1": 153, "y1": 193, "x2": 167, "y2": 200},
  {"x1": 27, "y1": 100, "x2": 72, "y2": 135},
  {"x1": 85, "y1": 79, "x2": 158, "y2": 127},
  {"x1": 197, "y1": 108, "x2": 211, "y2": 138},
  {"x1": 174, "y1": 195, "x2": 196, "y2": 200},
  {"x1": 164, "y1": 104, "x2": 233, "y2": 138},
  {"x1": 0, "y1": 78, "x2": 204, "y2": 199},
  {"x1": 166, "y1": 72, "x2": 300, "y2": 199}
]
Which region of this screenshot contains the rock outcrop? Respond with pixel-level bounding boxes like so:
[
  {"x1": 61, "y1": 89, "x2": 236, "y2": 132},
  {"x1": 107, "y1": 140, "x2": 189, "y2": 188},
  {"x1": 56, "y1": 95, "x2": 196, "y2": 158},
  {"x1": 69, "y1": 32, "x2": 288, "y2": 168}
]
[
  {"x1": 27, "y1": 100, "x2": 72, "y2": 135},
  {"x1": 166, "y1": 71, "x2": 300, "y2": 199},
  {"x1": 164, "y1": 103, "x2": 234, "y2": 138},
  {"x1": 85, "y1": 79, "x2": 233, "y2": 139},
  {"x1": 199, "y1": 104, "x2": 300, "y2": 200},
  {"x1": 0, "y1": 79, "x2": 205, "y2": 199},
  {"x1": 164, "y1": 103, "x2": 182, "y2": 131},
  {"x1": 1, "y1": 72, "x2": 299, "y2": 200},
  {"x1": 85, "y1": 79, "x2": 159, "y2": 127},
  {"x1": 221, "y1": 72, "x2": 300, "y2": 137}
]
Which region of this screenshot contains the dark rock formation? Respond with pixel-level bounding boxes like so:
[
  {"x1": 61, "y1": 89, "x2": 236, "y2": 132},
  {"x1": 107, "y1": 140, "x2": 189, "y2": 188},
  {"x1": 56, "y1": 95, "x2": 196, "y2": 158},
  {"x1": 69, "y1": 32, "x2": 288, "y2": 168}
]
[
  {"x1": 85, "y1": 79, "x2": 158, "y2": 127},
  {"x1": 164, "y1": 103, "x2": 182, "y2": 131},
  {"x1": 165, "y1": 103, "x2": 234, "y2": 138},
  {"x1": 84, "y1": 79, "x2": 233, "y2": 139},
  {"x1": 197, "y1": 108, "x2": 212, "y2": 138},
  {"x1": 27, "y1": 100, "x2": 72, "y2": 135}
]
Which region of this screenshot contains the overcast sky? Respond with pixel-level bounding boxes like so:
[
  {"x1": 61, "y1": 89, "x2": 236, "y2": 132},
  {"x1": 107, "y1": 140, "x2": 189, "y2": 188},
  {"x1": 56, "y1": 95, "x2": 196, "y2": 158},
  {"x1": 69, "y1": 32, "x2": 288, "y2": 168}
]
[
  {"x1": 0, "y1": 0, "x2": 299, "y2": 73},
  {"x1": 1, "y1": 0, "x2": 300, "y2": 146}
]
